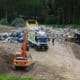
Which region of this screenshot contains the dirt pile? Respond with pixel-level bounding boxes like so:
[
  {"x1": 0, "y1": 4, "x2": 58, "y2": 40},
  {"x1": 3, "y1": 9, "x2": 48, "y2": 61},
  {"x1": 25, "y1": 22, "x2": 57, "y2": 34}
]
[
  {"x1": 0, "y1": 25, "x2": 17, "y2": 33},
  {"x1": 71, "y1": 43, "x2": 80, "y2": 59},
  {"x1": 0, "y1": 47, "x2": 14, "y2": 73}
]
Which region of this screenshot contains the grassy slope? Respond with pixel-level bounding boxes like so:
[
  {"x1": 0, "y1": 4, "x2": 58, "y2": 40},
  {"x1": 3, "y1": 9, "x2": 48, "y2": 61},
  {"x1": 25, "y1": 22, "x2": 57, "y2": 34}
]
[{"x1": 0, "y1": 74, "x2": 46, "y2": 80}]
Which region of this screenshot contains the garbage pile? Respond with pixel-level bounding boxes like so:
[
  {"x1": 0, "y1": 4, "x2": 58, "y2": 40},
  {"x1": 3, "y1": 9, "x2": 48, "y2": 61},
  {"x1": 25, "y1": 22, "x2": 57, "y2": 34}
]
[
  {"x1": 0, "y1": 29, "x2": 24, "y2": 43},
  {"x1": 0, "y1": 25, "x2": 80, "y2": 44},
  {"x1": 51, "y1": 28, "x2": 80, "y2": 43},
  {"x1": 43, "y1": 27, "x2": 80, "y2": 43}
]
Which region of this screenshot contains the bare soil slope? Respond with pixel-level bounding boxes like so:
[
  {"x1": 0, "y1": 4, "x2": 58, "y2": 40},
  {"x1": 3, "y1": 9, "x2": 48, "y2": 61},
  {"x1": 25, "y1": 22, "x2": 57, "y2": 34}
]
[{"x1": 0, "y1": 25, "x2": 17, "y2": 33}]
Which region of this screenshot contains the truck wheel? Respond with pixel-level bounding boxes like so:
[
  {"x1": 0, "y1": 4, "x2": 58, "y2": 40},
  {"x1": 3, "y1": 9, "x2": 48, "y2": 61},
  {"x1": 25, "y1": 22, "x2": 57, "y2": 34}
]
[
  {"x1": 27, "y1": 47, "x2": 29, "y2": 51},
  {"x1": 27, "y1": 53, "x2": 32, "y2": 60},
  {"x1": 25, "y1": 66, "x2": 31, "y2": 72},
  {"x1": 25, "y1": 63, "x2": 33, "y2": 72},
  {"x1": 45, "y1": 48, "x2": 48, "y2": 51},
  {"x1": 35, "y1": 47, "x2": 39, "y2": 51},
  {"x1": 29, "y1": 42, "x2": 33, "y2": 48},
  {"x1": 44, "y1": 47, "x2": 48, "y2": 51},
  {"x1": 31, "y1": 44, "x2": 33, "y2": 48},
  {"x1": 12, "y1": 65, "x2": 16, "y2": 70}
]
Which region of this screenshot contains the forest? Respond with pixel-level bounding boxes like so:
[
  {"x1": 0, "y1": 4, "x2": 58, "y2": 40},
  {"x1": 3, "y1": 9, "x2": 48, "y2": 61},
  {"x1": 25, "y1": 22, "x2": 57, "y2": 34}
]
[{"x1": 0, "y1": 0, "x2": 80, "y2": 25}]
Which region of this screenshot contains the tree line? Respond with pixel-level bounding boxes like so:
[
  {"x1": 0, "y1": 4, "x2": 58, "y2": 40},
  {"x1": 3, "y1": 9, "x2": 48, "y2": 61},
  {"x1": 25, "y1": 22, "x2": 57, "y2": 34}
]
[{"x1": 0, "y1": 0, "x2": 80, "y2": 24}]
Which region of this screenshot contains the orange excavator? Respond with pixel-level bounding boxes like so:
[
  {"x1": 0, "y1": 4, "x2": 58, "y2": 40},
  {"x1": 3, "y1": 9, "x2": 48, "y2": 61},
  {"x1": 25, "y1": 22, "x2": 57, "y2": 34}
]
[{"x1": 13, "y1": 28, "x2": 32, "y2": 71}]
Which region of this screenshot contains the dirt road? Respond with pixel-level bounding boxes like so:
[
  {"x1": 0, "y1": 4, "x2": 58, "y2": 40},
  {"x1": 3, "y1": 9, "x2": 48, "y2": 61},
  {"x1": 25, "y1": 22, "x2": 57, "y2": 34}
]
[
  {"x1": 0, "y1": 41, "x2": 80, "y2": 80},
  {"x1": 0, "y1": 26, "x2": 80, "y2": 80}
]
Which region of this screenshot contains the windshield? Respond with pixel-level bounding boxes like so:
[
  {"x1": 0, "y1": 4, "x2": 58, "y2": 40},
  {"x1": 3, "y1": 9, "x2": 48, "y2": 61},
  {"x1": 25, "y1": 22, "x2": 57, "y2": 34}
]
[
  {"x1": 38, "y1": 38, "x2": 48, "y2": 43},
  {"x1": 16, "y1": 57, "x2": 27, "y2": 60}
]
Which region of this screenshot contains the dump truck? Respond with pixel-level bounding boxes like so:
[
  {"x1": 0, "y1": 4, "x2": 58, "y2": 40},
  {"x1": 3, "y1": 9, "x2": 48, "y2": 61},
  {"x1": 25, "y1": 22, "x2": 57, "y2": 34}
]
[
  {"x1": 26, "y1": 19, "x2": 38, "y2": 29},
  {"x1": 28, "y1": 29, "x2": 48, "y2": 51},
  {"x1": 26, "y1": 19, "x2": 48, "y2": 51}
]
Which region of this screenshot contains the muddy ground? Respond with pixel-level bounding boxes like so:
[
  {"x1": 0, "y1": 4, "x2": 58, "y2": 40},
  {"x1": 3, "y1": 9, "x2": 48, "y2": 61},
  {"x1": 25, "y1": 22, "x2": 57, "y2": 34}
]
[
  {"x1": 0, "y1": 41, "x2": 80, "y2": 80},
  {"x1": 0, "y1": 26, "x2": 80, "y2": 80},
  {"x1": 0, "y1": 42, "x2": 66, "y2": 80}
]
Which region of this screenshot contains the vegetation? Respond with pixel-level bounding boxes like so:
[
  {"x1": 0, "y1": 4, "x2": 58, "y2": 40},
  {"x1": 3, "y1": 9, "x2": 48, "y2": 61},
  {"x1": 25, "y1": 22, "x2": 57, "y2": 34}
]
[
  {"x1": 0, "y1": 18, "x2": 8, "y2": 25},
  {"x1": 11, "y1": 18, "x2": 26, "y2": 26},
  {"x1": 0, "y1": 74, "x2": 46, "y2": 80},
  {"x1": 0, "y1": 0, "x2": 80, "y2": 26},
  {"x1": 71, "y1": 24, "x2": 80, "y2": 29}
]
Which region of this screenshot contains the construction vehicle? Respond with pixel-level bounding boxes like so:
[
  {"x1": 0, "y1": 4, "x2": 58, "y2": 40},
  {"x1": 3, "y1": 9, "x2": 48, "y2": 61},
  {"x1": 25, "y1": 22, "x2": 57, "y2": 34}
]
[
  {"x1": 26, "y1": 19, "x2": 48, "y2": 51},
  {"x1": 73, "y1": 30, "x2": 80, "y2": 44},
  {"x1": 28, "y1": 28, "x2": 48, "y2": 51},
  {"x1": 26, "y1": 19, "x2": 38, "y2": 29},
  {"x1": 13, "y1": 29, "x2": 32, "y2": 71}
]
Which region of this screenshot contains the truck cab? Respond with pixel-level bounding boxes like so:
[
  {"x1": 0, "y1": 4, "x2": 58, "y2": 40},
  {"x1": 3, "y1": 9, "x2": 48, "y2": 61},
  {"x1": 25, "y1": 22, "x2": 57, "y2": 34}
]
[{"x1": 35, "y1": 36, "x2": 48, "y2": 51}]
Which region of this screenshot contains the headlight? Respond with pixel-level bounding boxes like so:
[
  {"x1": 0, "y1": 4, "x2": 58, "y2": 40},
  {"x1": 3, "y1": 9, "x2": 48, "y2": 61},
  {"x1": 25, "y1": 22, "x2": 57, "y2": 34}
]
[{"x1": 37, "y1": 42, "x2": 40, "y2": 46}]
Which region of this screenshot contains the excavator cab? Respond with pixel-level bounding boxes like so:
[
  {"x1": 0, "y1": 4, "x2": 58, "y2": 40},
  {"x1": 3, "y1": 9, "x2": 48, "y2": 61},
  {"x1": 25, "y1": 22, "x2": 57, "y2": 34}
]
[
  {"x1": 15, "y1": 52, "x2": 21, "y2": 57},
  {"x1": 13, "y1": 52, "x2": 32, "y2": 71}
]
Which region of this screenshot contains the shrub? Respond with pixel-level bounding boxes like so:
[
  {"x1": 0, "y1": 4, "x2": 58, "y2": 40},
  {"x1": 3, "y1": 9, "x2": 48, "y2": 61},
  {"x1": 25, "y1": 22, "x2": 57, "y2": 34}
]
[
  {"x1": 44, "y1": 15, "x2": 56, "y2": 24},
  {"x1": 0, "y1": 18, "x2": 8, "y2": 25},
  {"x1": 11, "y1": 18, "x2": 26, "y2": 27}
]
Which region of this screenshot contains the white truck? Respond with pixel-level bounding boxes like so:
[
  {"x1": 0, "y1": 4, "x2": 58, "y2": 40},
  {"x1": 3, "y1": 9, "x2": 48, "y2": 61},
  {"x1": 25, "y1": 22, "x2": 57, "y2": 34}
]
[{"x1": 28, "y1": 29, "x2": 48, "y2": 51}]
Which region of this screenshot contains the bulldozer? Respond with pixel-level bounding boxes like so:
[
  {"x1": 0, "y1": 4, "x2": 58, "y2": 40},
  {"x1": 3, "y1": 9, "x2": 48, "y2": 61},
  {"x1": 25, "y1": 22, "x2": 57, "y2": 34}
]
[{"x1": 12, "y1": 28, "x2": 32, "y2": 71}]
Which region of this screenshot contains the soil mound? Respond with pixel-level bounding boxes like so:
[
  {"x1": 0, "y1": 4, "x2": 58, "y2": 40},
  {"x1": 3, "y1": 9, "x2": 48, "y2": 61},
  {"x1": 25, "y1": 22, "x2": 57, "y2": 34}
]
[
  {"x1": 71, "y1": 43, "x2": 80, "y2": 59},
  {"x1": 0, "y1": 47, "x2": 14, "y2": 73}
]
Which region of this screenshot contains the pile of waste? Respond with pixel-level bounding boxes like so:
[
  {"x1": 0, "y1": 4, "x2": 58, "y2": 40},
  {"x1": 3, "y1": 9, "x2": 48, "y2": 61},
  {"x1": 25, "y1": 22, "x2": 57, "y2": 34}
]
[
  {"x1": 0, "y1": 29, "x2": 24, "y2": 43},
  {"x1": 0, "y1": 25, "x2": 80, "y2": 44},
  {"x1": 46, "y1": 27, "x2": 80, "y2": 43},
  {"x1": 0, "y1": 26, "x2": 48, "y2": 43}
]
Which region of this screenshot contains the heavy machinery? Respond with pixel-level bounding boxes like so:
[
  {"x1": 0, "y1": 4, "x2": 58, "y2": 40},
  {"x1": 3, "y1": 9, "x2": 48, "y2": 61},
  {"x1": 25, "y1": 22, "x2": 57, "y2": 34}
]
[
  {"x1": 28, "y1": 30, "x2": 48, "y2": 51},
  {"x1": 73, "y1": 31, "x2": 80, "y2": 44},
  {"x1": 66, "y1": 30, "x2": 80, "y2": 44},
  {"x1": 13, "y1": 29, "x2": 32, "y2": 71},
  {"x1": 26, "y1": 19, "x2": 48, "y2": 51},
  {"x1": 26, "y1": 19, "x2": 38, "y2": 29}
]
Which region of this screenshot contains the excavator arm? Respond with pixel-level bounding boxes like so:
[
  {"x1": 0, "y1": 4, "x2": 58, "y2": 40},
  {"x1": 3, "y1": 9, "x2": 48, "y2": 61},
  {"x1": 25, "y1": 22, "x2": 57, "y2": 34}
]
[{"x1": 21, "y1": 29, "x2": 28, "y2": 57}]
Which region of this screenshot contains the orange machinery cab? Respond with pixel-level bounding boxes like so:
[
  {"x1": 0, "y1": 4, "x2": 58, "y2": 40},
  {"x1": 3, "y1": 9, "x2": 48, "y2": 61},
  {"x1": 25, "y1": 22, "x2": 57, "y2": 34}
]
[{"x1": 13, "y1": 52, "x2": 31, "y2": 67}]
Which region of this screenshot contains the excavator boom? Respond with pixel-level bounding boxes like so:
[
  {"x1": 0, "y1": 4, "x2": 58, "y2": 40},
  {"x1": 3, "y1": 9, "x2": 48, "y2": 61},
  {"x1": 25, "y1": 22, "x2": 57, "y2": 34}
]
[{"x1": 21, "y1": 29, "x2": 28, "y2": 57}]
